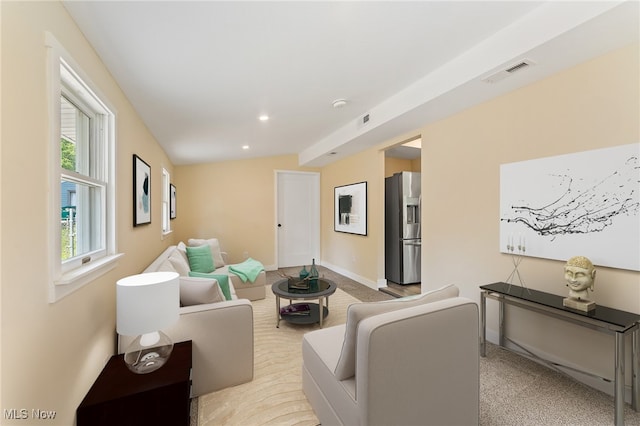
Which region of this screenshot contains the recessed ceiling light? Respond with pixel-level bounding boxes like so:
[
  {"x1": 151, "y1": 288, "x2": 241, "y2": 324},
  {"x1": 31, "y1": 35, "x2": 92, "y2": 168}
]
[
  {"x1": 242, "y1": 145, "x2": 250, "y2": 150},
  {"x1": 258, "y1": 114, "x2": 269, "y2": 122}
]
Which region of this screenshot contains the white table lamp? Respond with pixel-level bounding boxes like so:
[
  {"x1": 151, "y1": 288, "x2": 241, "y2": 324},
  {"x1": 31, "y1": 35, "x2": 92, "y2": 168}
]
[{"x1": 117, "y1": 272, "x2": 180, "y2": 374}]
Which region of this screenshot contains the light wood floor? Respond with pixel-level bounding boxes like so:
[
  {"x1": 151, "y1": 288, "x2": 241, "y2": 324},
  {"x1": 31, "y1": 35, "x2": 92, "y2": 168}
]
[
  {"x1": 268, "y1": 267, "x2": 420, "y2": 300},
  {"x1": 380, "y1": 281, "x2": 421, "y2": 298}
]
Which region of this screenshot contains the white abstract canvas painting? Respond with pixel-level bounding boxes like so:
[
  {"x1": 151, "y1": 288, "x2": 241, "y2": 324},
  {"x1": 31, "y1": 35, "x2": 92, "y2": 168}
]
[{"x1": 500, "y1": 143, "x2": 639, "y2": 271}]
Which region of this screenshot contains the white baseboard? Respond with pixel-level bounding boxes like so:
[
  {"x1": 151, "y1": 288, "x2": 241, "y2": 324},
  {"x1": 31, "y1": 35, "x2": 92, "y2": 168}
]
[
  {"x1": 318, "y1": 261, "x2": 378, "y2": 290},
  {"x1": 264, "y1": 263, "x2": 278, "y2": 272}
]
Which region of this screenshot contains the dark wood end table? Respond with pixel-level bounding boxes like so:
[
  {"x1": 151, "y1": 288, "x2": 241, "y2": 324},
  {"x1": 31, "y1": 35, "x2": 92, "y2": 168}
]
[{"x1": 77, "y1": 340, "x2": 192, "y2": 426}]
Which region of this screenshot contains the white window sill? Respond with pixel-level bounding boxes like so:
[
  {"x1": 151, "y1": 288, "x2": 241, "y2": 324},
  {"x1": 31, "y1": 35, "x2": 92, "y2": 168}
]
[
  {"x1": 162, "y1": 229, "x2": 173, "y2": 240},
  {"x1": 50, "y1": 253, "x2": 124, "y2": 303}
]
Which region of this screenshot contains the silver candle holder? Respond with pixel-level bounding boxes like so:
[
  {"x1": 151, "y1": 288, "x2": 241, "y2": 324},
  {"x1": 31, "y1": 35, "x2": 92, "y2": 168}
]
[{"x1": 505, "y1": 234, "x2": 529, "y2": 293}]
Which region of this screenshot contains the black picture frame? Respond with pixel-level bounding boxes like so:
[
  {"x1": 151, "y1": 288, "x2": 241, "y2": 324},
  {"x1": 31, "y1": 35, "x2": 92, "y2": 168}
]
[
  {"x1": 170, "y1": 184, "x2": 177, "y2": 219},
  {"x1": 133, "y1": 154, "x2": 151, "y2": 226},
  {"x1": 334, "y1": 181, "x2": 367, "y2": 235}
]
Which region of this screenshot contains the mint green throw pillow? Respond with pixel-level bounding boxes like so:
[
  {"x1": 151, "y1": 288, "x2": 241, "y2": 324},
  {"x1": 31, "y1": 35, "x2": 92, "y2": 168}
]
[
  {"x1": 188, "y1": 272, "x2": 232, "y2": 300},
  {"x1": 186, "y1": 244, "x2": 215, "y2": 273}
]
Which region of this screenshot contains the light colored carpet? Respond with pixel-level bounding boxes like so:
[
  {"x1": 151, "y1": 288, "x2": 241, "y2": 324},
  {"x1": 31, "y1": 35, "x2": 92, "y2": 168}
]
[
  {"x1": 197, "y1": 286, "x2": 359, "y2": 426},
  {"x1": 194, "y1": 279, "x2": 640, "y2": 425},
  {"x1": 480, "y1": 342, "x2": 640, "y2": 426}
]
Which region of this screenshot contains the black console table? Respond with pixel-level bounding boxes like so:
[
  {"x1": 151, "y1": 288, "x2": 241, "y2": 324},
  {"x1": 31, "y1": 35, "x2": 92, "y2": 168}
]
[{"x1": 480, "y1": 282, "x2": 639, "y2": 426}]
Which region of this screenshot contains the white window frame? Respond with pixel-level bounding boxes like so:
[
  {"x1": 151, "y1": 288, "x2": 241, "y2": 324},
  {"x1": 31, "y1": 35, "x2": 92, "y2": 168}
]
[
  {"x1": 161, "y1": 167, "x2": 172, "y2": 237},
  {"x1": 60, "y1": 86, "x2": 105, "y2": 272},
  {"x1": 46, "y1": 32, "x2": 122, "y2": 303}
]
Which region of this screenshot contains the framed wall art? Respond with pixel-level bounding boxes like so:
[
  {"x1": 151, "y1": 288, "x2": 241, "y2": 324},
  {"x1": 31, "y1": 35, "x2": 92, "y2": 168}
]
[
  {"x1": 133, "y1": 154, "x2": 151, "y2": 226},
  {"x1": 334, "y1": 181, "x2": 367, "y2": 236},
  {"x1": 500, "y1": 143, "x2": 639, "y2": 271},
  {"x1": 170, "y1": 183, "x2": 177, "y2": 219}
]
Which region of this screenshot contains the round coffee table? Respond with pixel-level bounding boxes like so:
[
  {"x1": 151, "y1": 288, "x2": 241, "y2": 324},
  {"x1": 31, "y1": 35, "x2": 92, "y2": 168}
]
[{"x1": 272, "y1": 277, "x2": 337, "y2": 328}]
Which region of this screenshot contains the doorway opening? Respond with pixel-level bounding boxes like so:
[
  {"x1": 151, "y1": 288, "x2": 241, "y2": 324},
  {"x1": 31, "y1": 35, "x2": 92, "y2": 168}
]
[{"x1": 383, "y1": 136, "x2": 422, "y2": 298}]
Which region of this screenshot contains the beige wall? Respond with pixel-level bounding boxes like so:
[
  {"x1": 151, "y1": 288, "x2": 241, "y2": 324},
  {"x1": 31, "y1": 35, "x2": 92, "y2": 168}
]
[
  {"x1": 321, "y1": 148, "x2": 385, "y2": 287},
  {"x1": 172, "y1": 140, "x2": 418, "y2": 290},
  {"x1": 1, "y1": 2, "x2": 176, "y2": 424},
  {"x1": 173, "y1": 155, "x2": 319, "y2": 267},
  {"x1": 420, "y1": 44, "x2": 639, "y2": 392}
]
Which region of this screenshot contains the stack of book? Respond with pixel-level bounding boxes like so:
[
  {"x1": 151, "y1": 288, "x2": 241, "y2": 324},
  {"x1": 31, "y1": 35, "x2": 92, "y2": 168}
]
[
  {"x1": 288, "y1": 278, "x2": 310, "y2": 290},
  {"x1": 280, "y1": 304, "x2": 311, "y2": 316}
]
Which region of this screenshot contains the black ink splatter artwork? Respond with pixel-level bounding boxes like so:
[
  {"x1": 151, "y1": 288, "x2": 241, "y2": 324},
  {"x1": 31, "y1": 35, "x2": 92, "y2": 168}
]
[{"x1": 501, "y1": 155, "x2": 639, "y2": 239}]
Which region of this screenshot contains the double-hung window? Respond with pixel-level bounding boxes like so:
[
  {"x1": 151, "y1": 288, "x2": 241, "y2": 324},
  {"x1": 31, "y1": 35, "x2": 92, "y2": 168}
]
[
  {"x1": 47, "y1": 33, "x2": 121, "y2": 302},
  {"x1": 60, "y1": 84, "x2": 105, "y2": 266}
]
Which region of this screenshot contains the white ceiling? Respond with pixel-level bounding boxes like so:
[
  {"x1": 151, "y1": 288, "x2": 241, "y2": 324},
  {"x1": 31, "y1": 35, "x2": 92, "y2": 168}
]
[{"x1": 62, "y1": 1, "x2": 639, "y2": 167}]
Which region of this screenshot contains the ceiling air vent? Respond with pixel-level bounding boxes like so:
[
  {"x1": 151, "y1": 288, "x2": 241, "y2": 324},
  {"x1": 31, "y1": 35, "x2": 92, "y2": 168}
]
[
  {"x1": 357, "y1": 113, "x2": 371, "y2": 130},
  {"x1": 505, "y1": 61, "x2": 530, "y2": 73},
  {"x1": 481, "y1": 58, "x2": 536, "y2": 84}
]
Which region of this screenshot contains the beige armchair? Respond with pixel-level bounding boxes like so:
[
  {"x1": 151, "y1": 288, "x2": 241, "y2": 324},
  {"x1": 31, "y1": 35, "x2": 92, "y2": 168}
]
[
  {"x1": 119, "y1": 298, "x2": 254, "y2": 397},
  {"x1": 118, "y1": 244, "x2": 255, "y2": 397},
  {"x1": 302, "y1": 285, "x2": 479, "y2": 425}
]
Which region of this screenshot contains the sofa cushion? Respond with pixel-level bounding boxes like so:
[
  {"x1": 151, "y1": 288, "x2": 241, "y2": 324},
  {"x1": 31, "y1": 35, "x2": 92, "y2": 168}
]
[
  {"x1": 186, "y1": 244, "x2": 216, "y2": 273},
  {"x1": 302, "y1": 324, "x2": 359, "y2": 426},
  {"x1": 167, "y1": 248, "x2": 191, "y2": 276},
  {"x1": 333, "y1": 283, "x2": 459, "y2": 380},
  {"x1": 188, "y1": 238, "x2": 225, "y2": 269},
  {"x1": 157, "y1": 258, "x2": 177, "y2": 273},
  {"x1": 189, "y1": 272, "x2": 232, "y2": 301},
  {"x1": 179, "y1": 276, "x2": 226, "y2": 306}
]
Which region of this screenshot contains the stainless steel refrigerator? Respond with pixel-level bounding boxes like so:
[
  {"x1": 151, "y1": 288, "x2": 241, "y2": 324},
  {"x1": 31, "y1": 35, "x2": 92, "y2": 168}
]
[{"x1": 385, "y1": 172, "x2": 421, "y2": 284}]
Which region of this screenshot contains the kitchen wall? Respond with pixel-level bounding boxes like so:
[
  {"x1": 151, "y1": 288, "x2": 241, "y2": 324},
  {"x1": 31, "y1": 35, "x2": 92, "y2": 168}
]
[
  {"x1": 1, "y1": 2, "x2": 176, "y2": 424},
  {"x1": 384, "y1": 156, "x2": 421, "y2": 177},
  {"x1": 420, "y1": 43, "x2": 639, "y2": 395}
]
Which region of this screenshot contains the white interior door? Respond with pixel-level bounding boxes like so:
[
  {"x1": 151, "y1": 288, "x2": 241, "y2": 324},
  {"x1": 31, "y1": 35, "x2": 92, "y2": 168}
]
[{"x1": 276, "y1": 171, "x2": 320, "y2": 268}]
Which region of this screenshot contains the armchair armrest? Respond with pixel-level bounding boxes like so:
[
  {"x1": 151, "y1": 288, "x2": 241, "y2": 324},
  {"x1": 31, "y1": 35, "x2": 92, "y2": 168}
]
[
  {"x1": 356, "y1": 297, "x2": 479, "y2": 426},
  {"x1": 118, "y1": 299, "x2": 254, "y2": 396}
]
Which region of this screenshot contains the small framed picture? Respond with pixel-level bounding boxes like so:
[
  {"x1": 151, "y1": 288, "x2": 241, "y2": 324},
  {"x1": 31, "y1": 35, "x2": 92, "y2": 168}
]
[
  {"x1": 170, "y1": 184, "x2": 177, "y2": 219},
  {"x1": 133, "y1": 154, "x2": 151, "y2": 226}
]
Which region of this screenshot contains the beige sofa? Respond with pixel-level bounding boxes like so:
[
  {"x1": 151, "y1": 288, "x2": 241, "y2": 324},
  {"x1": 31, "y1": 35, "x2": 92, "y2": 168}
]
[
  {"x1": 301, "y1": 285, "x2": 479, "y2": 426},
  {"x1": 147, "y1": 241, "x2": 266, "y2": 301},
  {"x1": 118, "y1": 243, "x2": 258, "y2": 397}
]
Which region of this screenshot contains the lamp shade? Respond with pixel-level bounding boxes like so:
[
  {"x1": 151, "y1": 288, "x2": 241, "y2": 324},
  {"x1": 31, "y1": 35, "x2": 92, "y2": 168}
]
[{"x1": 116, "y1": 272, "x2": 179, "y2": 336}]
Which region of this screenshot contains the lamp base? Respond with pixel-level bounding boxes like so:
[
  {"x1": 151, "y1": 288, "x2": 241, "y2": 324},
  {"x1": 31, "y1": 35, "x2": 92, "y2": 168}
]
[{"x1": 123, "y1": 331, "x2": 174, "y2": 374}]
